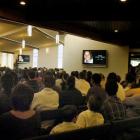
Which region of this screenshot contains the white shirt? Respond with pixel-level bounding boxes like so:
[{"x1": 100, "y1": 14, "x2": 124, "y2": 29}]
[{"x1": 31, "y1": 88, "x2": 59, "y2": 111}]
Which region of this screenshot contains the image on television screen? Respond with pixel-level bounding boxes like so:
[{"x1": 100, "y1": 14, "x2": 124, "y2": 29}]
[{"x1": 83, "y1": 50, "x2": 107, "y2": 66}]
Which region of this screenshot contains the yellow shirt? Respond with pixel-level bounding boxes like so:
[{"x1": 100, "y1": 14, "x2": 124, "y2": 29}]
[
  {"x1": 75, "y1": 79, "x2": 90, "y2": 96},
  {"x1": 50, "y1": 122, "x2": 79, "y2": 134},
  {"x1": 76, "y1": 110, "x2": 104, "y2": 128},
  {"x1": 116, "y1": 83, "x2": 126, "y2": 101},
  {"x1": 125, "y1": 88, "x2": 140, "y2": 97}
]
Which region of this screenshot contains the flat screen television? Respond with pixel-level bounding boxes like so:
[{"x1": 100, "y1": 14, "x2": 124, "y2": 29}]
[
  {"x1": 82, "y1": 50, "x2": 107, "y2": 67},
  {"x1": 17, "y1": 55, "x2": 30, "y2": 63}
]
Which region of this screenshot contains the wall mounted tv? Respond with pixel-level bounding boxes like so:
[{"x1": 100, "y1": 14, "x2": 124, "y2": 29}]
[
  {"x1": 82, "y1": 50, "x2": 107, "y2": 67},
  {"x1": 17, "y1": 55, "x2": 30, "y2": 63}
]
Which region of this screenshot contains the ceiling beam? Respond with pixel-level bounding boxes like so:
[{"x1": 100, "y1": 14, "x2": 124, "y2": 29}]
[
  {"x1": 0, "y1": 37, "x2": 39, "y2": 49},
  {"x1": 34, "y1": 27, "x2": 64, "y2": 45}
]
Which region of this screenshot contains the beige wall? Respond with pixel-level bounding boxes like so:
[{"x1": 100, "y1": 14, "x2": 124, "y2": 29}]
[
  {"x1": 38, "y1": 46, "x2": 58, "y2": 68},
  {"x1": 63, "y1": 34, "x2": 129, "y2": 80}
]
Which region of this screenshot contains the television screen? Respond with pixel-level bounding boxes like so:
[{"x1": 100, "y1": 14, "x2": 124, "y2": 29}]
[
  {"x1": 83, "y1": 50, "x2": 107, "y2": 66},
  {"x1": 17, "y1": 55, "x2": 30, "y2": 63}
]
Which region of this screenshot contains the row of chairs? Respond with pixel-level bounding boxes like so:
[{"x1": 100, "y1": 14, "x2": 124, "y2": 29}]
[{"x1": 24, "y1": 110, "x2": 140, "y2": 140}]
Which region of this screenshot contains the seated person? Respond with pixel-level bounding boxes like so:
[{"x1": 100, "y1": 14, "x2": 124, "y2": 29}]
[
  {"x1": 75, "y1": 71, "x2": 90, "y2": 96},
  {"x1": 87, "y1": 73, "x2": 108, "y2": 103},
  {"x1": 124, "y1": 95, "x2": 140, "y2": 118},
  {"x1": 76, "y1": 95, "x2": 104, "y2": 128},
  {"x1": 50, "y1": 105, "x2": 79, "y2": 134},
  {"x1": 26, "y1": 70, "x2": 40, "y2": 93},
  {"x1": 59, "y1": 76, "x2": 84, "y2": 108},
  {"x1": 0, "y1": 72, "x2": 14, "y2": 115},
  {"x1": 0, "y1": 84, "x2": 41, "y2": 140},
  {"x1": 101, "y1": 81, "x2": 126, "y2": 122},
  {"x1": 31, "y1": 74, "x2": 59, "y2": 111},
  {"x1": 106, "y1": 72, "x2": 125, "y2": 101},
  {"x1": 31, "y1": 74, "x2": 59, "y2": 129}
]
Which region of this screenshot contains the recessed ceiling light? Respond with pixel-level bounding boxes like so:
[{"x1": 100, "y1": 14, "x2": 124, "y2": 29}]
[
  {"x1": 20, "y1": 1, "x2": 26, "y2": 6},
  {"x1": 120, "y1": 0, "x2": 127, "y2": 2},
  {"x1": 114, "y1": 29, "x2": 118, "y2": 33}
]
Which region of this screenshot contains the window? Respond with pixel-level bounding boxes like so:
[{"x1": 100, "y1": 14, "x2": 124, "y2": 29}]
[
  {"x1": 1, "y1": 53, "x2": 14, "y2": 69},
  {"x1": 57, "y1": 44, "x2": 64, "y2": 68},
  {"x1": 33, "y1": 49, "x2": 38, "y2": 67}
]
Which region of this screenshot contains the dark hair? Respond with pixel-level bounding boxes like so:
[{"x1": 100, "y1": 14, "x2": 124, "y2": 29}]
[
  {"x1": 75, "y1": 71, "x2": 79, "y2": 79},
  {"x1": 60, "y1": 105, "x2": 77, "y2": 122},
  {"x1": 44, "y1": 75, "x2": 55, "y2": 88},
  {"x1": 79, "y1": 71, "x2": 86, "y2": 79},
  {"x1": 67, "y1": 76, "x2": 75, "y2": 89},
  {"x1": 1, "y1": 72, "x2": 14, "y2": 95},
  {"x1": 117, "y1": 75, "x2": 121, "y2": 83},
  {"x1": 28, "y1": 70, "x2": 36, "y2": 79},
  {"x1": 107, "y1": 72, "x2": 117, "y2": 82},
  {"x1": 105, "y1": 81, "x2": 118, "y2": 96},
  {"x1": 125, "y1": 73, "x2": 136, "y2": 83},
  {"x1": 11, "y1": 84, "x2": 34, "y2": 111},
  {"x1": 88, "y1": 95, "x2": 102, "y2": 112},
  {"x1": 92, "y1": 73, "x2": 101, "y2": 85}
]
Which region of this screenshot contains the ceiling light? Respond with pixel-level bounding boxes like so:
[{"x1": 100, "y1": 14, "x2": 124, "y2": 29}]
[
  {"x1": 19, "y1": 48, "x2": 22, "y2": 55},
  {"x1": 120, "y1": 0, "x2": 127, "y2": 2},
  {"x1": 22, "y1": 40, "x2": 25, "y2": 48},
  {"x1": 27, "y1": 25, "x2": 32, "y2": 36},
  {"x1": 20, "y1": 1, "x2": 26, "y2": 6},
  {"x1": 56, "y1": 33, "x2": 59, "y2": 44},
  {"x1": 114, "y1": 29, "x2": 118, "y2": 33}
]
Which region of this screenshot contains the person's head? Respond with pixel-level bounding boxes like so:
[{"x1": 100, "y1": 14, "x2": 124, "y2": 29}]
[
  {"x1": 92, "y1": 73, "x2": 101, "y2": 85},
  {"x1": 44, "y1": 75, "x2": 55, "y2": 88},
  {"x1": 75, "y1": 71, "x2": 79, "y2": 79},
  {"x1": 11, "y1": 84, "x2": 34, "y2": 111},
  {"x1": 87, "y1": 95, "x2": 102, "y2": 112},
  {"x1": 84, "y1": 51, "x2": 92, "y2": 61},
  {"x1": 60, "y1": 105, "x2": 77, "y2": 122},
  {"x1": 67, "y1": 76, "x2": 75, "y2": 89},
  {"x1": 100, "y1": 73, "x2": 105, "y2": 81},
  {"x1": 79, "y1": 71, "x2": 86, "y2": 80},
  {"x1": 28, "y1": 70, "x2": 36, "y2": 80},
  {"x1": 117, "y1": 75, "x2": 121, "y2": 83},
  {"x1": 107, "y1": 72, "x2": 117, "y2": 82},
  {"x1": 125, "y1": 73, "x2": 136, "y2": 83},
  {"x1": 1, "y1": 72, "x2": 14, "y2": 94},
  {"x1": 105, "y1": 81, "x2": 118, "y2": 96}
]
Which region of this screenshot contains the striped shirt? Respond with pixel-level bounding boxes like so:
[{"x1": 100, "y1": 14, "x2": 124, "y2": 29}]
[{"x1": 101, "y1": 96, "x2": 126, "y2": 122}]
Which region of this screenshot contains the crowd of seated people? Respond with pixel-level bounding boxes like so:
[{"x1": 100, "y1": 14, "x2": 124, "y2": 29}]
[{"x1": 0, "y1": 66, "x2": 140, "y2": 139}]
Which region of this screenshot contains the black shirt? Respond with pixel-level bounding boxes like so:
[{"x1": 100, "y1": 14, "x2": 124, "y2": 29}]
[
  {"x1": 59, "y1": 88, "x2": 84, "y2": 108},
  {"x1": 0, "y1": 112, "x2": 41, "y2": 140}
]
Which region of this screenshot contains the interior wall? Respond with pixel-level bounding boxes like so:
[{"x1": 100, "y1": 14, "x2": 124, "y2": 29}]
[
  {"x1": 38, "y1": 46, "x2": 58, "y2": 68},
  {"x1": 63, "y1": 34, "x2": 129, "y2": 80},
  {"x1": 14, "y1": 46, "x2": 58, "y2": 69}
]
